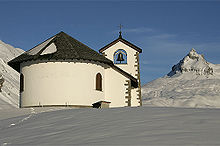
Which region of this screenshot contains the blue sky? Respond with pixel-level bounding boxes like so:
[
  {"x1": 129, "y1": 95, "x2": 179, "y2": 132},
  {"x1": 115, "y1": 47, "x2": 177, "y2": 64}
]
[{"x1": 0, "y1": 1, "x2": 220, "y2": 84}]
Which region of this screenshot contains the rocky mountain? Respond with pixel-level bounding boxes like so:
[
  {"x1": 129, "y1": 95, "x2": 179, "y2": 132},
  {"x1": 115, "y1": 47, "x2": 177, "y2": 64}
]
[
  {"x1": 0, "y1": 40, "x2": 24, "y2": 109},
  {"x1": 142, "y1": 49, "x2": 220, "y2": 108},
  {"x1": 168, "y1": 49, "x2": 214, "y2": 76}
]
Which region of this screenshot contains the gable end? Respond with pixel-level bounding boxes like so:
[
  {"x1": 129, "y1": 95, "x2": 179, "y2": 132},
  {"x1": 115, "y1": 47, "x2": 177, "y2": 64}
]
[{"x1": 99, "y1": 37, "x2": 142, "y2": 53}]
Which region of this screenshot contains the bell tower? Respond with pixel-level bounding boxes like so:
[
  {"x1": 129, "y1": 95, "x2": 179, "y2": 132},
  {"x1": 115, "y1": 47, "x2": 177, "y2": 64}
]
[{"x1": 99, "y1": 31, "x2": 142, "y2": 106}]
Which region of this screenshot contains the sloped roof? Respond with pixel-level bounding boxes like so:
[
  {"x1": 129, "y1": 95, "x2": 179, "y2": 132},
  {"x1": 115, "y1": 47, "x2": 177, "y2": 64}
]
[
  {"x1": 8, "y1": 32, "x2": 112, "y2": 69},
  {"x1": 99, "y1": 35, "x2": 142, "y2": 53},
  {"x1": 8, "y1": 31, "x2": 138, "y2": 87}
]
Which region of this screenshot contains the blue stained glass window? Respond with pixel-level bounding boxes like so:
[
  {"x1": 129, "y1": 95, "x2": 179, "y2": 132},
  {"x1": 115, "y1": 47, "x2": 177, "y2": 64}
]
[{"x1": 114, "y1": 49, "x2": 127, "y2": 64}]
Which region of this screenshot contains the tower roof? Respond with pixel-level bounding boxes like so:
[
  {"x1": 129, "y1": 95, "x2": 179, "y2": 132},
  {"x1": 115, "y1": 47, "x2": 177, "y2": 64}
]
[{"x1": 99, "y1": 35, "x2": 142, "y2": 53}]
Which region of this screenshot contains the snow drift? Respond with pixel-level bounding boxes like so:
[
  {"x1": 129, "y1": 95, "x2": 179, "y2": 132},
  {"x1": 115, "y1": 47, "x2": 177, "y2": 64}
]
[
  {"x1": 1, "y1": 107, "x2": 220, "y2": 145},
  {"x1": 142, "y1": 48, "x2": 220, "y2": 108}
]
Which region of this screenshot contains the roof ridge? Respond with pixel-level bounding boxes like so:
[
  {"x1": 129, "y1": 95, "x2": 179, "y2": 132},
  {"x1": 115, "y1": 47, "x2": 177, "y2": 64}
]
[
  {"x1": 99, "y1": 37, "x2": 142, "y2": 53},
  {"x1": 63, "y1": 32, "x2": 111, "y2": 61},
  {"x1": 64, "y1": 33, "x2": 95, "y2": 52},
  {"x1": 60, "y1": 32, "x2": 80, "y2": 58}
]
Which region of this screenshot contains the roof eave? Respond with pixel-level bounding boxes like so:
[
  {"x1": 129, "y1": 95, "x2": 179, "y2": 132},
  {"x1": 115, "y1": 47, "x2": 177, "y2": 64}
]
[
  {"x1": 109, "y1": 63, "x2": 138, "y2": 88},
  {"x1": 8, "y1": 61, "x2": 20, "y2": 72},
  {"x1": 99, "y1": 37, "x2": 142, "y2": 53}
]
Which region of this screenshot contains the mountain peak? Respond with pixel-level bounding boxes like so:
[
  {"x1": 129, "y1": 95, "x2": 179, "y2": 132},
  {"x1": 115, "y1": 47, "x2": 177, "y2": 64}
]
[
  {"x1": 168, "y1": 48, "x2": 213, "y2": 76},
  {"x1": 142, "y1": 48, "x2": 220, "y2": 108},
  {"x1": 188, "y1": 48, "x2": 199, "y2": 59}
]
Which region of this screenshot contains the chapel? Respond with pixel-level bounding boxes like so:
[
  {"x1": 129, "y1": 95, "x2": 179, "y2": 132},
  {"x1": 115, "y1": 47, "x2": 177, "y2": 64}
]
[{"x1": 8, "y1": 31, "x2": 142, "y2": 108}]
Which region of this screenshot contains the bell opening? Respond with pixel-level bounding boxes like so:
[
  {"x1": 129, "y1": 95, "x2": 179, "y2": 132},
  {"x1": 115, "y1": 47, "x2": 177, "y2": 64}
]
[{"x1": 116, "y1": 53, "x2": 125, "y2": 63}]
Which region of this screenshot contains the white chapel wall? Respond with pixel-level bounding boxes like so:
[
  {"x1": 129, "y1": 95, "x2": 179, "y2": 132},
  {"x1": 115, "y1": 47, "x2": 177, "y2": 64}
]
[
  {"x1": 103, "y1": 41, "x2": 140, "y2": 107},
  {"x1": 104, "y1": 67, "x2": 128, "y2": 107},
  {"x1": 131, "y1": 88, "x2": 140, "y2": 106},
  {"x1": 20, "y1": 60, "x2": 106, "y2": 107}
]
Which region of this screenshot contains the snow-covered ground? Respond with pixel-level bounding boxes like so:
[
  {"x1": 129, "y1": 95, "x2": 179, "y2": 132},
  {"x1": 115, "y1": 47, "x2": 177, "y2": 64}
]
[
  {"x1": 142, "y1": 49, "x2": 220, "y2": 108},
  {"x1": 1, "y1": 107, "x2": 220, "y2": 145},
  {"x1": 1, "y1": 41, "x2": 220, "y2": 145},
  {"x1": 0, "y1": 40, "x2": 24, "y2": 109}
]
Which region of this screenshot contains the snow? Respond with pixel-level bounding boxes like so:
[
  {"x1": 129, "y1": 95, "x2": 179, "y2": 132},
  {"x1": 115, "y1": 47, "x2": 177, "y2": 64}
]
[
  {"x1": 27, "y1": 36, "x2": 55, "y2": 55},
  {"x1": 40, "y1": 43, "x2": 57, "y2": 55},
  {"x1": 1, "y1": 40, "x2": 220, "y2": 145},
  {"x1": 0, "y1": 58, "x2": 20, "y2": 109},
  {"x1": 168, "y1": 48, "x2": 213, "y2": 76},
  {"x1": 0, "y1": 40, "x2": 24, "y2": 109},
  {"x1": 142, "y1": 49, "x2": 220, "y2": 108},
  {"x1": 0, "y1": 40, "x2": 24, "y2": 63},
  {"x1": 1, "y1": 107, "x2": 220, "y2": 145}
]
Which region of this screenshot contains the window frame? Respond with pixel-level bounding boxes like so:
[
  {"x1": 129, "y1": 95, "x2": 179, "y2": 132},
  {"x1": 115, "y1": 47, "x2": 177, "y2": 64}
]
[
  {"x1": 96, "y1": 73, "x2": 102, "y2": 91},
  {"x1": 113, "y1": 49, "x2": 127, "y2": 64}
]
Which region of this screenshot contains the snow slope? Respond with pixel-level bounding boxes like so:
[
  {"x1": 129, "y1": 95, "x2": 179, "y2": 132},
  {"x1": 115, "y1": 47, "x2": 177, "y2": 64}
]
[
  {"x1": 1, "y1": 107, "x2": 220, "y2": 145},
  {"x1": 0, "y1": 40, "x2": 23, "y2": 63},
  {"x1": 0, "y1": 40, "x2": 24, "y2": 109},
  {"x1": 142, "y1": 49, "x2": 220, "y2": 108}
]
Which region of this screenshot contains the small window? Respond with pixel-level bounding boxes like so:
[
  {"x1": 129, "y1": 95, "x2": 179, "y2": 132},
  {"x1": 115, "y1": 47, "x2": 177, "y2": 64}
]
[
  {"x1": 96, "y1": 73, "x2": 102, "y2": 91},
  {"x1": 20, "y1": 73, "x2": 24, "y2": 92},
  {"x1": 114, "y1": 49, "x2": 127, "y2": 64}
]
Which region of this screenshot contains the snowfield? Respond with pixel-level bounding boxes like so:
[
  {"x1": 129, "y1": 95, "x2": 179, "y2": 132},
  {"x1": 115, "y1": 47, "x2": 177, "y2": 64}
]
[
  {"x1": 1, "y1": 107, "x2": 220, "y2": 145},
  {"x1": 142, "y1": 49, "x2": 220, "y2": 108}
]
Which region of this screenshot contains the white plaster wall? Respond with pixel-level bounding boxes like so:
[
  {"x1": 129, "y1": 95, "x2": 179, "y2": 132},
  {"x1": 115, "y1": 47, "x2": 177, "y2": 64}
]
[
  {"x1": 103, "y1": 41, "x2": 140, "y2": 107},
  {"x1": 20, "y1": 60, "x2": 106, "y2": 107},
  {"x1": 131, "y1": 88, "x2": 140, "y2": 106},
  {"x1": 104, "y1": 67, "x2": 128, "y2": 107},
  {"x1": 103, "y1": 41, "x2": 137, "y2": 77}
]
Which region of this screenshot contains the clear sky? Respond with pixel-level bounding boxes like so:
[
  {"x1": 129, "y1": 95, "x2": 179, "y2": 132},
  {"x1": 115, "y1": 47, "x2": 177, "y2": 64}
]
[{"x1": 0, "y1": 1, "x2": 220, "y2": 84}]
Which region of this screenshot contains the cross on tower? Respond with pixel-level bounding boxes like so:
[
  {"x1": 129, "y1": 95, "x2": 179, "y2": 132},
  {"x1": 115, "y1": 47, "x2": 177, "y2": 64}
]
[{"x1": 119, "y1": 24, "x2": 123, "y2": 38}]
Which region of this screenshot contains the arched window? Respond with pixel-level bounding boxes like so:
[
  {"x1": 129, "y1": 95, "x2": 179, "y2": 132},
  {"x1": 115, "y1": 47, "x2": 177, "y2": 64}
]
[
  {"x1": 114, "y1": 49, "x2": 127, "y2": 64},
  {"x1": 96, "y1": 73, "x2": 102, "y2": 91},
  {"x1": 20, "y1": 73, "x2": 24, "y2": 92}
]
